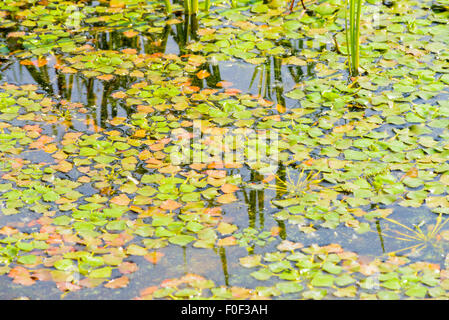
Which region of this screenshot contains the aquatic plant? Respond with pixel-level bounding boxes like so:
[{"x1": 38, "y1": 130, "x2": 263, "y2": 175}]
[
  {"x1": 380, "y1": 213, "x2": 449, "y2": 256},
  {"x1": 255, "y1": 167, "x2": 322, "y2": 196},
  {"x1": 164, "y1": 0, "x2": 172, "y2": 14},
  {"x1": 345, "y1": 0, "x2": 363, "y2": 76}
]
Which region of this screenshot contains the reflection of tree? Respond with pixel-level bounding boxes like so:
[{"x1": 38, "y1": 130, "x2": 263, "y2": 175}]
[{"x1": 273, "y1": 161, "x2": 287, "y2": 240}]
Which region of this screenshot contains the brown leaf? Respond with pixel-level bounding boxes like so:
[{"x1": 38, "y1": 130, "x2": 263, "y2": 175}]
[
  {"x1": 144, "y1": 252, "x2": 164, "y2": 264},
  {"x1": 118, "y1": 262, "x2": 138, "y2": 274},
  {"x1": 216, "y1": 193, "x2": 237, "y2": 204},
  {"x1": 160, "y1": 199, "x2": 182, "y2": 211},
  {"x1": 104, "y1": 276, "x2": 129, "y2": 289},
  {"x1": 217, "y1": 236, "x2": 237, "y2": 246},
  {"x1": 221, "y1": 184, "x2": 239, "y2": 194},
  {"x1": 196, "y1": 70, "x2": 210, "y2": 79},
  {"x1": 140, "y1": 286, "x2": 158, "y2": 297},
  {"x1": 110, "y1": 194, "x2": 131, "y2": 206}
]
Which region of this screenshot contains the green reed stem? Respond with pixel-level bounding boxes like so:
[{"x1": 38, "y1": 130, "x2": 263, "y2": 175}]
[
  {"x1": 204, "y1": 0, "x2": 210, "y2": 12},
  {"x1": 231, "y1": 0, "x2": 237, "y2": 8},
  {"x1": 345, "y1": 0, "x2": 363, "y2": 76},
  {"x1": 184, "y1": 0, "x2": 190, "y2": 13},
  {"x1": 192, "y1": 0, "x2": 199, "y2": 14},
  {"x1": 164, "y1": 0, "x2": 172, "y2": 14}
]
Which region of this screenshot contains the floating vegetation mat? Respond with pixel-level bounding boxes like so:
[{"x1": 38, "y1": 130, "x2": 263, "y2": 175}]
[{"x1": 0, "y1": 0, "x2": 448, "y2": 299}]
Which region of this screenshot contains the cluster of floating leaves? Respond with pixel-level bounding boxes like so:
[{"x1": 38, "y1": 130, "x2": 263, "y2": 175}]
[{"x1": 0, "y1": 0, "x2": 447, "y2": 299}]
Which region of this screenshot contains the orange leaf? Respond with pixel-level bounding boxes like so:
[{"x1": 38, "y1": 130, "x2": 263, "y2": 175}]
[
  {"x1": 133, "y1": 129, "x2": 146, "y2": 138},
  {"x1": 56, "y1": 281, "x2": 82, "y2": 292},
  {"x1": 216, "y1": 81, "x2": 233, "y2": 88},
  {"x1": 111, "y1": 91, "x2": 127, "y2": 99},
  {"x1": 144, "y1": 252, "x2": 164, "y2": 264},
  {"x1": 160, "y1": 199, "x2": 182, "y2": 211},
  {"x1": 140, "y1": 286, "x2": 158, "y2": 297},
  {"x1": 196, "y1": 70, "x2": 210, "y2": 79},
  {"x1": 221, "y1": 184, "x2": 239, "y2": 194},
  {"x1": 97, "y1": 74, "x2": 115, "y2": 81},
  {"x1": 110, "y1": 0, "x2": 125, "y2": 8},
  {"x1": 149, "y1": 143, "x2": 164, "y2": 151},
  {"x1": 403, "y1": 167, "x2": 418, "y2": 179},
  {"x1": 105, "y1": 276, "x2": 129, "y2": 289},
  {"x1": 216, "y1": 193, "x2": 237, "y2": 204},
  {"x1": 53, "y1": 160, "x2": 73, "y2": 173},
  {"x1": 303, "y1": 158, "x2": 314, "y2": 166},
  {"x1": 122, "y1": 48, "x2": 137, "y2": 55},
  {"x1": 205, "y1": 170, "x2": 226, "y2": 179},
  {"x1": 110, "y1": 194, "x2": 131, "y2": 206},
  {"x1": 118, "y1": 262, "x2": 138, "y2": 274},
  {"x1": 123, "y1": 30, "x2": 139, "y2": 38},
  {"x1": 224, "y1": 88, "x2": 242, "y2": 95},
  {"x1": 276, "y1": 104, "x2": 286, "y2": 113},
  {"x1": 217, "y1": 236, "x2": 237, "y2": 246},
  {"x1": 0, "y1": 226, "x2": 18, "y2": 236}
]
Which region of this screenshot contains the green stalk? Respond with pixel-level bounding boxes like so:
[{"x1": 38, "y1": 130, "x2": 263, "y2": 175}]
[
  {"x1": 164, "y1": 0, "x2": 172, "y2": 15},
  {"x1": 192, "y1": 0, "x2": 198, "y2": 14},
  {"x1": 204, "y1": 0, "x2": 210, "y2": 12},
  {"x1": 231, "y1": 0, "x2": 237, "y2": 8},
  {"x1": 344, "y1": 0, "x2": 351, "y2": 74},
  {"x1": 184, "y1": 0, "x2": 191, "y2": 14},
  {"x1": 345, "y1": 0, "x2": 363, "y2": 76},
  {"x1": 354, "y1": 0, "x2": 362, "y2": 76}
]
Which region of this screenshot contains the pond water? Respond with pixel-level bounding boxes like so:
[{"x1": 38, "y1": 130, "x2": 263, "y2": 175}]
[{"x1": 0, "y1": 0, "x2": 448, "y2": 300}]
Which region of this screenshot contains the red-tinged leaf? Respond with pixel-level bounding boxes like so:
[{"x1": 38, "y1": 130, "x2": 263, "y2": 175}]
[
  {"x1": 205, "y1": 170, "x2": 226, "y2": 179},
  {"x1": 217, "y1": 236, "x2": 237, "y2": 246},
  {"x1": 7, "y1": 31, "x2": 25, "y2": 38},
  {"x1": 53, "y1": 160, "x2": 73, "y2": 173},
  {"x1": 110, "y1": 194, "x2": 131, "y2": 206},
  {"x1": 97, "y1": 74, "x2": 115, "y2": 81},
  {"x1": 196, "y1": 28, "x2": 216, "y2": 36},
  {"x1": 23, "y1": 124, "x2": 42, "y2": 133},
  {"x1": 270, "y1": 226, "x2": 281, "y2": 236},
  {"x1": 160, "y1": 199, "x2": 182, "y2": 211},
  {"x1": 196, "y1": 70, "x2": 210, "y2": 79},
  {"x1": 216, "y1": 81, "x2": 233, "y2": 88},
  {"x1": 216, "y1": 193, "x2": 237, "y2": 204},
  {"x1": 133, "y1": 129, "x2": 146, "y2": 138},
  {"x1": 123, "y1": 30, "x2": 138, "y2": 38},
  {"x1": 9, "y1": 266, "x2": 29, "y2": 278},
  {"x1": 31, "y1": 269, "x2": 52, "y2": 281},
  {"x1": 29, "y1": 135, "x2": 54, "y2": 149},
  {"x1": 221, "y1": 184, "x2": 239, "y2": 194},
  {"x1": 303, "y1": 158, "x2": 314, "y2": 166},
  {"x1": 13, "y1": 276, "x2": 35, "y2": 286},
  {"x1": 144, "y1": 252, "x2": 164, "y2": 264},
  {"x1": 9, "y1": 267, "x2": 35, "y2": 286},
  {"x1": 160, "y1": 278, "x2": 183, "y2": 288},
  {"x1": 0, "y1": 226, "x2": 18, "y2": 236},
  {"x1": 277, "y1": 240, "x2": 303, "y2": 251},
  {"x1": 110, "y1": 0, "x2": 125, "y2": 8},
  {"x1": 404, "y1": 167, "x2": 418, "y2": 179},
  {"x1": 56, "y1": 282, "x2": 82, "y2": 292},
  {"x1": 149, "y1": 143, "x2": 164, "y2": 151},
  {"x1": 118, "y1": 262, "x2": 138, "y2": 274},
  {"x1": 180, "y1": 273, "x2": 206, "y2": 284},
  {"x1": 224, "y1": 88, "x2": 242, "y2": 95},
  {"x1": 79, "y1": 278, "x2": 105, "y2": 288},
  {"x1": 122, "y1": 48, "x2": 137, "y2": 55},
  {"x1": 190, "y1": 163, "x2": 207, "y2": 170},
  {"x1": 140, "y1": 286, "x2": 158, "y2": 297},
  {"x1": 104, "y1": 276, "x2": 129, "y2": 289}
]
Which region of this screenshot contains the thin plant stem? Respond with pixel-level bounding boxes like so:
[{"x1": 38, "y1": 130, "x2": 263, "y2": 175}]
[
  {"x1": 205, "y1": 0, "x2": 210, "y2": 11},
  {"x1": 164, "y1": 0, "x2": 172, "y2": 14},
  {"x1": 184, "y1": 0, "x2": 191, "y2": 14},
  {"x1": 192, "y1": 0, "x2": 198, "y2": 14}
]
